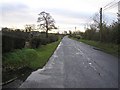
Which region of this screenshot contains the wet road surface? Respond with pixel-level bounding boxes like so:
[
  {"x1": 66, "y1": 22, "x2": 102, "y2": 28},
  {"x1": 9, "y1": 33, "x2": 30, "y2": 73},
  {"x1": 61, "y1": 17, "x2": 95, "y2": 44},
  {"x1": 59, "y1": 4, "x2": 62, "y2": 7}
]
[{"x1": 20, "y1": 36, "x2": 118, "y2": 88}]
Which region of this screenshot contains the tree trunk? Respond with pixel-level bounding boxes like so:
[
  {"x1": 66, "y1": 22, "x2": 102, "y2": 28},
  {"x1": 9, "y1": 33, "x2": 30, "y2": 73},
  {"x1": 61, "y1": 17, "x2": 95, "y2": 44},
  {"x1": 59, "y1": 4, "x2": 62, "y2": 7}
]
[{"x1": 46, "y1": 30, "x2": 48, "y2": 38}]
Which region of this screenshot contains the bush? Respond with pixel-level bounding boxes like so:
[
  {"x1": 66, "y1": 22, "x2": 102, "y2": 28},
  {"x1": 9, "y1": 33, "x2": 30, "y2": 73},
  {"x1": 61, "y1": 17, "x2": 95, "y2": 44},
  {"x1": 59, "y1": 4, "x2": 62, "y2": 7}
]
[
  {"x1": 69, "y1": 34, "x2": 81, "y2": 39},
  {"x1": 75, "y1": 35, "x2": 81, "y2": 39},
  {"x1": 2, "y1": 29, "x2": 29, "y2": 53},
  {"x1": 14, "y1": 37, "x2": 25, "y2": 49},
  {"x1": 2, "y1": 28, "x2": 59, "y2": 52},
  {"x1": 30, "y1": 37, "x2": 41, "y2": 48},
  {"x1": 40, "y1": 37, "x2": 49, "y2": 45},
  {"x1": 49, "y1": 35, "x2": 58, "y2": 42},
  {"x1": 30, "y1": 34, "x2": 59, "y2": 48},
  {"x1": 2, "y1": 35, "x2": 26, "y2": 53},
  {"x1": 2, "y1": 35, "x2": 14, "y2": 53}
]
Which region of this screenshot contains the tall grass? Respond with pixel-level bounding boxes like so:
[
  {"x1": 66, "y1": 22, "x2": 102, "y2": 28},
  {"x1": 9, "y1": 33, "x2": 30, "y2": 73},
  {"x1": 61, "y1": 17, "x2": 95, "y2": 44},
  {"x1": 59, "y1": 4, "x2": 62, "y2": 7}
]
[
  {"x1": 3, "y1": 39, "x2": 61, "y2": 70},
  {"x1": 79, "y1": 39, "x2": 118, "y2": 56}
]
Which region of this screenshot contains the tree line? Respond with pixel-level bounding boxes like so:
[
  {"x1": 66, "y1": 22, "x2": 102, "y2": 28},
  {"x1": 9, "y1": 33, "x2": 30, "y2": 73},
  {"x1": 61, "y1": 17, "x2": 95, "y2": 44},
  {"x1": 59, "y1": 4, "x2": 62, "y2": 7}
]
[
  {"x1": 69, "y1": 13, "x2": 119, "y2": 44},
  {"x1": 83, "y1": 21, "x2": 119, "y2": 44},
  {"x1": 2, "y1": 11, "x2": 59, "y2": 53}
]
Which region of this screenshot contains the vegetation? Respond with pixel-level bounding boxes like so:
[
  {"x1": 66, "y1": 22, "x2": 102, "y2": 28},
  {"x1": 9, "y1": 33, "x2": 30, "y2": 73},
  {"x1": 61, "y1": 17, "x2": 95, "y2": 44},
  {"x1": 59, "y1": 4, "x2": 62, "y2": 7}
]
[
  {"x1": 72, "y1": 38, "x2": 118, "y2": 56},
  {"x1": 2, "y1": 27, "x2": 62, "y2": 84},
  {"x1": 3, "y1": 39, "x2": 60, "y2": 70},
  {"x1": 30, "y1": 34, "x2": 59, "y2": 48},
  {"x1": 83, "y1": 22, "x2": 119, "y2": 44},
  {"x1": 2, "y1": 39, "x2": 61, "y2": 83},
  {"x1": 37, "y1": 11, "x2": 57, "y2": 38},
  {"x1": 2, "y1": 27, "x2": 59, "y2": 53},
  {"x1": 69, "y1": 19, "x2": 119, "y2": 56},
  {"x1": 2, "y1": 11, "x2": 62, "y2": 85},
  {"x1": 2, "y1": 28, "x2": 29, "y2": 53},
  {"x1": 25, "y1": 24, "x2": 35, "y2": 32}
]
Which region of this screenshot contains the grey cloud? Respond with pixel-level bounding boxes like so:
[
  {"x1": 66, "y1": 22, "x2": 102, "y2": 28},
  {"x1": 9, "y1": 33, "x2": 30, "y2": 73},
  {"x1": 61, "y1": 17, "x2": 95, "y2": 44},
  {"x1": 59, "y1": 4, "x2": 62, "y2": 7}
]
[
  {"x1": 36, "y1": 8, "x2": 93, "y2": 26},
  {"x1": 36, "y1": 8, "x2": 93, "y2": 27},
  {"x1": 1, "y1": 2, "x2": 29, "y2": 13},
  {"x1": 56, "y1": 19, "x2": 88, "y2": 26},
  {"x1": 1, "y1": 2, "x2": 34, "y2": 24},
  {"x1": 39, "y1": 8, "x2": 93, "y2": 20}
]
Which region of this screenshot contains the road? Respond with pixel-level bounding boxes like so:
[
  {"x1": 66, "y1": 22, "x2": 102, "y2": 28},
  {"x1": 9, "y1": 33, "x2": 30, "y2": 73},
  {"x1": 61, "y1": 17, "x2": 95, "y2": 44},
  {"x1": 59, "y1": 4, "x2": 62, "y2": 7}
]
[{"x1": 20, "y1": 36, "x2": 118, "y2": 88}]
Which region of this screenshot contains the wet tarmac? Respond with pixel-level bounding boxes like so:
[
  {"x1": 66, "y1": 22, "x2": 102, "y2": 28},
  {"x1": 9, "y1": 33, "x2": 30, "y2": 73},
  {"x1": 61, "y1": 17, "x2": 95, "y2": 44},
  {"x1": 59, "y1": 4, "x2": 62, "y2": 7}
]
[{"x1": 19, "y1": 36, "x2": 118, "y2": 88}]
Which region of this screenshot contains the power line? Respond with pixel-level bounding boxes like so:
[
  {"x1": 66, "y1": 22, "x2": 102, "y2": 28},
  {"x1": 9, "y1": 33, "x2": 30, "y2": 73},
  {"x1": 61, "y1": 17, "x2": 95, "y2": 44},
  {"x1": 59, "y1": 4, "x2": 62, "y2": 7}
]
[
  {"x1": 103, "y1": 2, "x2": 118, "y2": 11},
  {"x1": 103, "y1": 0, "x2": 117, "y2": 8}
]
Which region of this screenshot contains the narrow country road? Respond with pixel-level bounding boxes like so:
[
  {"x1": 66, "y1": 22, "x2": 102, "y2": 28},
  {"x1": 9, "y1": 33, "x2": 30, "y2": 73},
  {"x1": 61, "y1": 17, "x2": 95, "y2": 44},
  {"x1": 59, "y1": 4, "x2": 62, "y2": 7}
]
[{"x1": 20, "y1": 36, "x2": 118, "y2": 88}]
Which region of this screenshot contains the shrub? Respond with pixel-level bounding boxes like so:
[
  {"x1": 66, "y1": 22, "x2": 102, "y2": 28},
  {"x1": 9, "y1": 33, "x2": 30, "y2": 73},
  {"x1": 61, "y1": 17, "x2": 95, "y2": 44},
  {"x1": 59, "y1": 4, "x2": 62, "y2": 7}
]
[
  {"x1": 2, "y1": 29, "x2": 29, "y2": 53},
  {"x1": 14, "y1": 37, "x2": 25, "y2": 49},
  {"x1": 40, "y1": 37, "x2": 49, "y2": 45},
  {"x1": 75, "y1": 35, "x2": 81, "y2": 39},
  {"x1": 30, "y1": 34, "x2": 59, "y2": 48},
  {"x1": 2, "y1": 35, "x2": 26, "y2": 53},
  {"x1": 49, "y1": 35, "x2": 58, "y2": 42},
  {"x1": 30, "y1": 37, "x2": 41, "y2": 48},
  {"x1": 2, "y1": 35, "x2": 14, "y2": 53}
]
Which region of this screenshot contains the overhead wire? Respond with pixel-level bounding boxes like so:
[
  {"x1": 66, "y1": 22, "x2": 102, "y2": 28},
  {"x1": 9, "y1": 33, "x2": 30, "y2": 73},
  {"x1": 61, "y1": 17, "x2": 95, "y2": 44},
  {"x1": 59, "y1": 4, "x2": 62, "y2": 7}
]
[
  {"x1": 103, "y1": 0, "x2": 117, "y2": 8},
  {"x1": 103, "y1": 2, "x2": 118, "y2": 11},
  {"x1": 102, "y1": 0, "x2": 119, "y2": 25},
  {"x1": 85, "y1": 0, "x2": 118, "y2": 28}
]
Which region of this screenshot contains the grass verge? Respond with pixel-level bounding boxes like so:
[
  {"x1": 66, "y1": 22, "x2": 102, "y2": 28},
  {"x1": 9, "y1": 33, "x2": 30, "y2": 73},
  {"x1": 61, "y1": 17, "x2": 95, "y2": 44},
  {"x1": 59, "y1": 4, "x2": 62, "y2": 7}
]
[
  {"x1": 3, "y1": 39, "x2": 61, "y2": 70},
  {"x1": 70, "y1": 37, "x2": 118, "y2": 57},
  {"x1": 2, "y1": 39, "x2": 61, "y2": 83}
]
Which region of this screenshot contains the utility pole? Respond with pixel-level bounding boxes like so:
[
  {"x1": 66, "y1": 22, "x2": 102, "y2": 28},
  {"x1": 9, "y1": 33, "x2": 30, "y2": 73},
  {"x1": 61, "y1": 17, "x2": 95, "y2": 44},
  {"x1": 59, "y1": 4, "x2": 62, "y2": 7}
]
[
  {"x1": 118, "y1": 1, "x2": 120, "y2": 24},
  {"x1": 100, "y1": 8, "x2": 102, "y2": 42},
  {"x1": 75, "y1": 27, "x2": 76, "y2": 35},
  {"x1": 75, "y1": 27, "x2": 76, "y2": 31}
]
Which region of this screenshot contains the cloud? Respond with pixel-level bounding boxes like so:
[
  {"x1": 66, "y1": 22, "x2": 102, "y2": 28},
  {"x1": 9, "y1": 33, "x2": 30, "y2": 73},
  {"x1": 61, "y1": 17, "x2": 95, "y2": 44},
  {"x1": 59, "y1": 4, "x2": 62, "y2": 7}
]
[
  {"x1": 47, "y1": 8, "x2": 93, "y2": 19},
  {"x1": 0, "y1": 2, "x2": 37, "y2": 28},
  {"x1": 34, "y1": 5, "x2": 96, "y2": 20},
  {"x1": 35, "y1": 8, "x2": 93, "y2": 26},
  {"x1": 0, "y1": 0, "x2": 118, "y2": 31},
  {"x1": 1, "y1": 2, "x2": 29, "y2": 13}
]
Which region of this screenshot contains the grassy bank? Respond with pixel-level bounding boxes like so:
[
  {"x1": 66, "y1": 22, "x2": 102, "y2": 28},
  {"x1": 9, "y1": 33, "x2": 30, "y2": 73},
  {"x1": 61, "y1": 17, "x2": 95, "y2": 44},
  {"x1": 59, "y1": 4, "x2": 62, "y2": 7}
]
[
  {"x1": 3, "y1": 39, "x2": 61, "y2": 70},
  {"x1": 71, "y1": 37, "x2": 118, "y2": 56},
  {"x1": 2, "y1": 38, "x2": 61, "y2": 85}
]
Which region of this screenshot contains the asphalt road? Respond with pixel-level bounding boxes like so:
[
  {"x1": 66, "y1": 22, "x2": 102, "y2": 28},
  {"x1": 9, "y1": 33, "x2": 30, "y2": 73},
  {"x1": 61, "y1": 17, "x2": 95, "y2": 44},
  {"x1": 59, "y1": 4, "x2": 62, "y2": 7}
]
[{"x1": 20, "y1": 36, "x2": 118, "y2": 88}]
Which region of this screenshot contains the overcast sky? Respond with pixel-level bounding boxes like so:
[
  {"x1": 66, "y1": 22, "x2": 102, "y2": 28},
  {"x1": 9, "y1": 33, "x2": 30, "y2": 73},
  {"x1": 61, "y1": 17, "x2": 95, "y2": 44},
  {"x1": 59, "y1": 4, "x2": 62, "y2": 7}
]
[{"x1": 0, "y1": 0, "x2": 119, "y2": 32}]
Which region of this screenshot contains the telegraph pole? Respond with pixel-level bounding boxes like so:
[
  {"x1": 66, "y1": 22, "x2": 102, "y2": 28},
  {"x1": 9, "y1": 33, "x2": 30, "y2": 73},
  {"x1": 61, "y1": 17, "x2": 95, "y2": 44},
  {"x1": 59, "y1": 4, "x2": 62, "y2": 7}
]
[
  {"x1": 75, "y1": 27, "x2": 76, "y2": 31},
  {"x1": 100, "y1": 8, "x2": 102, "y2": 42},
  {"x1": 118, "y1": 1, "x2": 120, "y2": 24},
  {"x1": 75, "y1": 27, "x2": 76, "y2": 34}
]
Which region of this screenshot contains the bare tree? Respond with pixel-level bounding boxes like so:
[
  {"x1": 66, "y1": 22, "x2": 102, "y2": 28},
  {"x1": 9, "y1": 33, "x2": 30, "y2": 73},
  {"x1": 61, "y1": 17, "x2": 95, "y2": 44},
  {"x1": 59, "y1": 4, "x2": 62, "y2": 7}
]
[
  {"x1": 69, "y1": 30, "x2": 72, "y2": 35},
  {"x1": 92, "y1": 13, "x2": 107, "y2": 30},
  {"x1": 37, "y1": 11, "x2": 57, "y2": 38},
  {"x1": 25, "y1": 24, "x2": 35, "y2": 32}
]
